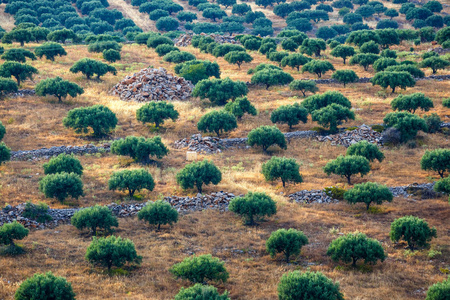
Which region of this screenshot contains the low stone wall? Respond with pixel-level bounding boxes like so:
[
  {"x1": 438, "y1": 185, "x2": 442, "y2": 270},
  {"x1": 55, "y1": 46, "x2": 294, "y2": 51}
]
[{"x1": 10, "y1": 143, "x2": 112, "y2": 161}]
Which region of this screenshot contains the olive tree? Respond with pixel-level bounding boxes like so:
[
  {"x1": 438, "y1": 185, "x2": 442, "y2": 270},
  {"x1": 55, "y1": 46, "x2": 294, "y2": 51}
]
[
  {"x1": 138, "y1": 200, "x2": 178, "y2": 230},
  {"x1": 0, "y1": 143, "x2": 11, "y2": 164},
  {"x1": 69, "y1": 58, "x2": 117, "y2": 79},
  {"x1": 1, "y1": 48, "x2": 36, "y2": 63},
  {"x1": 331, "y1": 70, "x2": 359, "y2": 87},
  {"x1": 39, "y1": 172, "x2": 84, "y2": 203},
  {"x1": 103, "y1": 49, "x2": 121, "y2": 63},
  {"x1": 270, "y1": 103, "x2": 308, "y2": 129},
  {"x1": 36, "y1": 77, "x2": 84, "y2": 102},
  {"x1": 299, "y1": 38, "x2": 326, "y2": 56},
  {"x1": 0, "y1": 61, "x2": 38, "y2": 85},
  {"x1": 191, "y1": 78, "x2": 248, "y2": 105},
  {"x1": 170, "y1": 254, "x2": 229, "y2": 283},
  {"x1": 136, "y1": 101, "x2": 179, "y2": 128},
  {"x1": 228, "y1": 192, "x2": 277, "y2": 225},
  {"x1": 71, "y1": 205, "x2": 118, "y2": 236},
  {"x1": 250, "y1": 69, "x2": 294, "y2": 89},
  {"x1": 197, "y1": 110, "x2": 237, "y2": 137},
  {"x1": 346, "y1": 140, "x2": 384, "y2": 162},
  {"x1": 360, "y1": 41, "x2": 380, "y2": 54},
  {"x1": 289, "y1": 80, "x2": 318, "y2": 97},
  {"x1": 175, "y1": 284, "x2": 229, "y2": 300},
  {"x1": 311, "y1": 103, "x2": 355, "y2": 133},
  {"x1": 247, "y1": 125, "x2": 287, "y2": 153},
  {"x1": 390, "y1": 216, "x2": 437, "y2": 250},
  {"x1": 327, "y1": 232, "x2": 386, "y2": 266},
  {"x1": 15, "y1": 272, "x2": 76, "y2": 300},
  {"x1": 0, "y1": 221, "x2": 29, "y2": 251},
  {"x1": 426, "y1": 278, "x2": 450, "y2": 300},
  {"x1": 280, "y1": 54, "x2": 311, "y2": 71},
  {"x1": 34, "y1": 42, "x2": 67, "y2": 61},
  {"x1": 344, "y1": 182, "x2": 393, "y2": 210},
  {"x1": 176, "y1": 160, "x2": 222, "y2": 193},
  {"x1": 111, "y1": 136, "x2": 168, "y2": 162},
  {"x1": 330, "y1": 45, "x2": 355, "y2": 64},
  {"x1": 420, "y1": 149, "x2": 450, "y2": 178},
  {"x1": 63, "y1": 105, "x2": 118, "y2": 137},
  {"x1": 383, "y1": 111, "x2": 427, "y2": 142},
  {"x1": 224, "y1": 51, "x2": 253, "y2": 69},
  {"x1": 262, "y1": 156, "x2": 303, "y2": 187},
  {"x1": 391, "y1": 93, "x2": 433, "y2": 114},
  {"x1": 370, "y1": 71, "x2": 415, "y2": 93},
  {"x1": 323, "y1": 155, "x2": 371, "y2": 184},
  {"x1": 302, "y1": 91, "x2": 351, "y2": 113},
  {"x1": 420, "y1": 57, "x2": 450, "y2": 74},
  {"x1": 266, "y1": 228, "x2": 308, "y2": 263},
  {"x1": 108, "y1": 169, "x2": 155, "y2": 197},
  {"x1": 0, "y1": 78, "x2": 18, "y2": 98},
  {"x1": 224, "y1": 96, "x2": 257, "y2": 119},
  {"x1": 349, "y1": 53, "x2": 380, "y2": 71},
  {"x1": 43, "y1": 153, "x2": 83, "y2": 176},
  {"x1": 301, "y1": 60, "x2": 335, "y2": 78}
]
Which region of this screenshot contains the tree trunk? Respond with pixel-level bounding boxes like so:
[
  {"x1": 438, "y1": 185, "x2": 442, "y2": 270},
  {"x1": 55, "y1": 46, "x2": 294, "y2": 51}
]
[
  {"x1": 20, "y1": 41, "x2": 24, "y2": 46},
  {"x1": 282, "y1": 180, "x2": 286, "y2": 188},
  {"x1": 158, "y1": 223, "x2": 161, "y2": 230},
  {"x1": 346, "y1": 175, "x2": 352, "y2": 185},
  {"x1": 58, "y1": 95, "x2": 62, "y2": 102},
  {"x1": 196, "y1": 183, "x2": 202, "y2": 194},
  {"x1": 391, "y1": 87, "x2": 396, "y2": 93},
  {"x1": 366, "y1": 202, "x2": 371, "y2": 210},
  {"x1": 343, "y1": 58, "x2": 346, "y2": 64},
  {"x1": 301, "y1": 90, "x2": 306, "y2": 97},
  {"x1": 344, "y1": 82, "x2": 346, "y2": 87},
  {"x1": 317, "y1": 73, "x2": 322, "y2": 78},
  {"x1": 15, "y1": 77, "x2": 21, "y2": 86},
  {"x1": 266, "y1": 84, "x2": 270, "y2": 90},
  {"x1": 285, "y1": 252, "x2": 290, "y2": 263},
  {"x1": 92, "y1": 227, "x2": 97, "y2": 236},
  {"x1": 296, "y1": 66, "x2": 300, "y2": 71},
  {"x1": 439, "y1": 170, "x2": 444, "y2": 178},
  {"x1": 128, "y1": 188, "x2": 134, "y2": 197},
  {"x1": 237, "y1": 63, "x2": 241, "y2": 69},
  {"x1": 155, "y1": 121, "x2": 160, "y2": 128},
  {"x1": 352, "y1": 257, "x2": 357, "y2": 267}
]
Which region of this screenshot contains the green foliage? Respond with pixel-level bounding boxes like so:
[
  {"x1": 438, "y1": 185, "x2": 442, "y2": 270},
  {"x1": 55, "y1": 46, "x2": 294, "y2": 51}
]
[
  {"x1": 370, "y1": 71, "x2": 415, "y2": 93},
  {"x1": 0, "y1": 142, "x2": 11, "y2": 164},
  {"x1": 85, "y1": 235, "x2": 141, "y2": 271},
  {"x1": 43, "y1": 153, "x2": 83, "y2": 176},
  {"x1": 280, "y1": 54, "x2": 311, "y2": 71},
  {"x1": 177, "y1": 11, "x2": 198, "y2": 22},
  {"x1": 224, "y1": 51, "x2": 253, "y2": 69},
  {"x1": 224, "y1": 96, "x2": 257, "y2": 119},
  {"x1": 270, "y1": 103, "x2": 308, "y2": 129},
  {"x1": 163, "y1": 51, "x2": 196, "y2": 63},
  {"x1": 384, "y1": 64, "x2": 424, "y2": 78},
  {"x1": 435, "y1": 27, "x2": 450, "y2": 45},
  {"x1": 327, "y1": 232, "x2": 386, "y2": 266},
  {"x1": 175, "y1": 60, "x2": 220, "y2": 81},
  {"x1": 0, "y1": 78, "x2": 18, "y2": 98},
  {"x1": 289, "y1": 80, "x2": 318, "y2": 97},
  {"x1": 14, "y1": 272, "x2": 76, "y2": 300},
  {"x1": 383, "y1": 111, "x2": 427, "y2": 142},
  {"x1": 147, "y1": 36, "x2": 173, "y2": 48},
  {"x1": 443, "y1": 98, "x2": 450, "y2": 108},
  {"x1": 39, "y1": 172, "x2": 84, "y2": 203},
  {"x1": 323, "y1": 186, "x2": 346, "y2": 200},
  {"x1": 421, "y1": 149, "x2": 450, "y2": 178},
  {"x1": 0, "y1": 61, "x2": 38, "y2": 86},
  {"x1": 330, "y1": 45, "x2": 355, "y2": 64},
  {"x1": 192, "y1": 78, "x2": 248, "y2": 105},
  {"x1": 299, "y1": 38, "x2": 326, "y2": 57},
  {"x1": 176, "y1": 160, "x2": 222, "y2": 193},
  {"x1": 108, "y1": 169, "x2": 155, "y2": 197},
  {"x1": 302, "y1": 60, "x2": 335, "y2": 78},
  {"x1": 136, "y1": 101, "x2": 178, "y2": 128},
  {"x1": 0, "y1": 121, "x2": 5, "y2": 141},
  {"x1": 420, "y1": 57, "x2": 450, "y2": 74},
  {"x1": 111, "y1": 136, "x2": 169, "y2": 162},
  {"x1": 344, "y1": 182, "x2": 393, "y2": 210},
  {"x1": 349, "y1": 53, "x2": 380, "y2": 71},
  {"x1": 22, "y1": 202, "x2": 52, "y2": 223},
  {"x1": 36, "y1": 76, "x2": 84, "y2": 102},
  {"x1": 346, "y1": 140, "x2": 384, "y2": 162},
  {"x1": 0, "y1": 221, "x2": 29, "y2": 249},
  {"x1": 170, "y1": 254, "x2": 229, "y2": 283},
  {"x1": 311, "y1": 103, "x2": 355, "y2": 133},
  {"x1": 174, "y1": 284, "x2": 230, "y2": 300},
  {"x1": 103, "y1": 49, "x2": 121, "y2": 62},
  {"x1": 88, "y1": 41, "x2": 121, "y2": 53},
  {"x1": 155, "y1": 44, "x2": 179, "y2": 57},
  {"x1": 70, "y1": 58, "x2": 117, "y2": 79},
  {"x1": 247, "y1": 125, "x2": 287, "y2": 152},
  {"x1": 197, "y1": 110, "x2": 237, "y2": 137},
  {"x1": 232, "y1": 3, "x2": 251, "y2": 16},
  {"x1": 373, "y1": 57, "x2": 398, "y2": 72},
  {"x1": 156, "y1": 16, "x2": 179, "y2": 31},
  {"x1": 302, "y1": 91, "x2": 351, "y2": 113},
  {"x1": 331, "y1": 70, "x2": 359, "y2": 87},
  {"x1": 63, "y1": 105, "x2": 117, "y2": 137},
  {"x1": 250, "y1": 68, "x2": 294, "y2": 89},
  {"x1": 390, "y1": 216, "x2": 437, "y2": 250},
  {"x1": 423, "y1": 113, "x2": 441, "y2": 134},
  {"x1": 202, "y1": 8, "x2": 227, "y2": 22},
  {"x1": 137, "y1": 200, "x2": 178, "y2": 230},
  {"x1": 266, "y1": 228, "x2": 308, "y2": 263},
  {"x1": 262, "y1": 156, "x2": 303, "y2": 187},
  {"x1": 212, "y1": 44, "x2": 246, "y2": 57},
  {"x1": 2, "y1": 28, "x2": 34, "y2": 46},
  {"x1": 278, "y1": 271, "x2": 344, "y2": 300},
  {"x1": 228, "y1": 191, "x2": 277, "y2": 225},
  {"x1": 391, "y1": 93, "x2": 433, "y2": 114},
  {"x1": 1, "y1": 48, "x2": 36, "y2": 63},
  {"x1": 323, "y1": 155, "x2": 371, "y2": 184},
  {"x1": 434, "y1": 176, "x2": 450, "y2": 195},
  {"x1": 426, "y1": 277, "x2": 450, "y2": 300},
  {"x1": 71, "y1": 205, "x2": 118, "y2": 235},
  {"x1": 360, "y1": 41, "x2": 380, "y2": 54}
]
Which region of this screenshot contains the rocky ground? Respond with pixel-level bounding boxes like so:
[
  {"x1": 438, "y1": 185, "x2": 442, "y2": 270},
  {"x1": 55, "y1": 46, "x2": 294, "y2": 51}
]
[{"x1": 174, "y1": 33, "x2": 241, "y2": 47}]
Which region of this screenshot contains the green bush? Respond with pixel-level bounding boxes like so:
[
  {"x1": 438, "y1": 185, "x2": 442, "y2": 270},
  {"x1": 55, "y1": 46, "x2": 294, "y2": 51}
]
[
  {"x1": 155, "y1": 44, "x2": 179, "y2": 57},
  {"x1": 22, "y1": 202, "x2": 52, "y2": 223},
  {"x1": 175, "y1": 60, "x2": 220, "y2": 82},
  {"x1": 270, "y1": 103, "x2": 308, "y2": 130},
  {"x1": 360, "y1": 41, "x2": 380, "y2": 54},
  {"x1": 34, "y1": 42, "x2": 67, "y2": 61},
  {"x1": 391, "y1": 93, "x2": 433, "y2": 113},
  {"x1": 191, "y1": 77, "x2": 248, "y2": 105},
  {"x1": 331, "y1": 70, "x2": 359, "y2": 87},
  {"x1": 390, "y1": 215, "x2": 437, "y2": 250},
  {"x1": 300, "y1": 38, "x2": 326, "y2": 56},
  {"x1": 323, "y1": 186, "x2": 346, "y2": 200},
  {"x1": 344, "y1": 182, "x2": 393, "y2": 210},
  {"x1": 163, "y1": 51, "x2": 196, "y2": 63},
  {"x1": 327, "y1": 232, "x2": 386, "y2": 266},
  {"x1": 85, "y1": 235, "x2": 141, "y2": 271},
  {"x1": 0, "y1": 121, "x2": 5, "y2": 141},
  {"x1": 14, "y1": 272, "x2": 76, "y2": 300},
  {"x1": 421, "y1": 149, "x2": 450, "y2": 178},
  {"x1": 0, "y1": 221, "x2": 29, "y2": 252},
  {"x1": 323, "y1": 155, "x2": 371, "y2": 184},
  {"x1": 383, "y1": 111, "x2": 427, "y2": 142},
  {"x1": 174, "y1": 284, "x2": 229, "y2": 300},
  {"x1": 330, "y1": 45, "x2": 355, "y2": 64},
  {"x1": 88, "y1": 41, "x2": 121, "y2": 53},
  {"x1": 70, "y1": 58, "x2": 117, "y2": 79},
  {"x1": 63, "y1": 105, "x2": 118, "y2": 137},
  {"x1": 228, "y1": 191, "x2": 277, "y2": 225},
  {"x1": 43, "y1": 153, "x2": 83, "y2": 176},
  {"x1": 251, "y1": 68, "x2": 294, "y2": 90},
  {"x1": 346, "y1": 140, "x2": 384, "y2": 162},
  {"x1": 384, "y1": 64, "x2": 424, "y2": 78},
  {"x1": 426, "y1": 277, "x2": 450, "y2": 300},
  {"x1": 0, "y1": 78, "x2": 18, "y2": 98},
  {"x1": 224, "y1": 96, "x2": 257, "y2": 119},
  {"x1": 197, "y1": 110, "x2": 237, "y2": 137},
  {"x1": 266, "y1": 228, "x2": 308, "y2": 263},
  {"x1": 71, "y1": 205, "x2": 118, "y2": 235},
  {"x1": 443, "y1": 98, "x2": 450, "y2": 108},
  {"x1": 280, "y1": 54, "x2": 311, "y2": 71},
  {"x1": 156, "y1": 16, "x2": 179, "y2": 31},
  {"x1": 424, "y1": 113, "x2": 442, "y2": 134},
  {"x1": 1, "y1": 48, "x2": 36, "y2": 63},
  {"x1": 301, "y1": 60, "x2": 335, "y2": 78},
  {"x1": 349, "y1": 53, "x2": 380, "y2": 71},
  {"x1": 137, "y1": 200, "x2": 178, "y2": 230},
  {"x1": 434, "y1": 176, "x2": 450, "y2": 195},
  {"x1": 420, "y1": 57, "x2": 450, "y2": 74},
  {"x1": 311, "y1": 103, "x2": 355, "y2": 133},
  {"x1": 108, "y1": 169, "x2": 155, "y2": 197},
  {"x1": 278, "y1": 271, "x2": 344, "y2": 300},
  {"x1": 136, "y1": 101, "x2": 179, "y2": 128},
  {"x1": 36, "y1": 76, "x2": 84, "y2": 102},
  {"x1": 212, "y1": 44, "x2": 246, "y2": 57},
  {"x1": 170, "y1": 254, "x2": 229, "y2": 283},
  {"x1": 0, "y1": 61, "x2": 38, "y2": 85},
  {"x1": 39, "y1": 172, "x2": 84, "y2": 203},
  {"x1": 223, "y1": 51, "x2": 253, "y2": 69},
  {"x1": 176, "y1": 160, "x2": 222, "y2": 193},
  {"x1": 262, "y1": 156, "x2": 303, "y2": 187},
  {"x1": 247, "y1": 125, "x2": 287, "y2": 153},
  {"x1": 111, "y1": 136, "x2": 169, "y2": 162},
  {"x1": 0, "y1": 142, "x2": 11, "y2": 164},
  {"x1": 289, "y1": 80, "x2": 318, "y2": 97},
  {"x1": 103, "y1": 49, "x2": 121, "y2": 62}
]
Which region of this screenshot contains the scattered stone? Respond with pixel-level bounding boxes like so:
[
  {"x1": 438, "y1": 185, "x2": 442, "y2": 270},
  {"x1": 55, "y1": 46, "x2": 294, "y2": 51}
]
[
  {"x1": 316, "y1": 125, "x2": 382, "y2": 147},
  {"x1": 9, "y1": 89, "x2": 35, "y2": 98},
  {"x1": 288, "y1": 189, "x2": 338, "y2": 204},
  {"x1": 10, "y1": 143, "x2": 112, "y2": 161},
  {"x1": 111, "y1": 67, "x2": 194, "y2": 102},
  {"x1": 174, "y1": 33, "x2": 240, "y2": 47}
]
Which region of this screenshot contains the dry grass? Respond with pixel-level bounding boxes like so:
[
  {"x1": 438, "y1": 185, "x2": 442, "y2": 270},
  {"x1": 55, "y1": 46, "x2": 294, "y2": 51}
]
[{"x1": 0, "y1": 4, "x2": 15, "y2": 31}]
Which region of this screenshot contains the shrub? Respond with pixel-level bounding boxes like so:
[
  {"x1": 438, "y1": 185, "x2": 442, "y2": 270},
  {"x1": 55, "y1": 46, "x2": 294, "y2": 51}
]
[
  {"x1": 270, "y1": 103, "x2": 308, "y2": 129},
  {"x1": 299, "y1": 38, "x2": 326, "y2": 56},
  {"x1": 170, "y1": 254, "x2": 229, "y2": 283},
  {"x1": 137, "y1": 200, "x2": 178, "y2": 230},
  {"x1": 156, "y1": 16, "x2": 179, "y2": 31},
  {"x1": 332, "y1": 70, "x2": 358, "y2": 87},
  {"x1": 63, "y1": 105, "x2": 117, "y2": 137},
  {"x1": 324, "y1": 155, "x2": 370, "y2": 184},
  {"x1": 197, "y1": 110, "x2": 237, "y2": 137},
  {"x1": 0, "y1": 221, "x2": 29, "y2": 252},
  {"x1": 176, "y1": 160, "x2": 222, "y2": 193},
  {"x1": 175, "y1": 60, "x2": 220, "y2": 81},
  {"x1": 103, "y1": 49, "x2": 121, "y2": 62},
  {"x1": 391, "y1": 93, "x2": 433, "y2": 114},
  {"x1": 1, "y1": 48, "x2": 36, "y2": 63},
  {"x1": 202, "y1": 8, "x2": 227, "y2": 22},
  {"x1": 0, "y1": 142, "x2": 11, "y2": 164},
  {"x1": 280, "y1": 54, "x2": 311, "y2": 71},
  {"x1": 14, "y1": 272, "x2": 76, "y2": 300},
  {"x1": 247, "y1": 125, "x2": 287, "y2": 153},
  {"x1": 434, "y1": 176, "x2": 450, "y2": 195},
  {"x1": 86, "y1": 235, "x2": 141, "y2": 271},
  {"x1": 278, "y1": 271, "x2": 344, "y2": 300},
  {"x1": 344, "y1": 182, "x2": 393, "y2": 210},
  {"x1": 349, "y1": 53, "x2": 380, "y2": 71},
  {"x1": 22, "y1": 202, "x2": 52, "y2": 223},
  {"x1": 232, "y1": 3, "x2": 251, "y2": 16},
  {"x1": 224, "y1": 96, "x2": 257, "y2": 119},
  {"x1": 244, "y1": 38, "x2": 262, "y2": 51},
  {"x1": 108, "y1": 169, "x2": 155, "y2": 197},
  {"x1": 390, "y1": 216, "x2": 437, "y2": 250},
  {"x1": 262, "y1": 156, "x2": 303, "y2": 187},
  {"x1": 177, "y1": 11, "x2": 197, "y2": 22},
  {"x1": 39, "y1": 172, "x2": 84, "y2": 203},
  {"x1": 377, "y1": 19, "x2": 398, "y2": 29},
  {"x1": 423, "y1": 113, "x2": 441, "y2": 134},
  {"x1": 302, "y1": 91, "x2": 351, "y2": 113},
  {"x1": 147, "y1": 36, "x2": 173, "y2": 48},
  {"x1": 43, "y1": 153, "x2": 83, "y2": 176},
  {"x1": 163, "y1": 51, "x2": 196, "y2": 63},
  {"x1": 0, "y1": 78, "x2": 18, "y2": 98},
  {"x1": 289, "y1": 80, "x2": 318, "y2": 97},
  {"x1": 70, "y1": 58, "x2": 117, "y2": 79},
  {"x1": 424, "y1": 0, "x2": 442, "y2": 13},
  {"x1": 302, "y1": 60, "x2": 335, "y2": 78},
  {"x1": 420, "y1": 57, "x2": 450, "y2": 74},
  {"x1": 383, "y1": 111, "x2": 427, "y2": 142},
  {"x1": 174, "y1": 284, "x2": 230, "y2": 300},
  {"x1": 421, "y1": 149, "x2": 450, "y2": 178},
  {"x1": 251, "y1": 69, "x2": 294, "y2": 89},
  {"x1": 373, "y1": 57, "x2": 398, "y2": 72},
  {"x1": 111, "y1": 136, "x2": 168, "y2": 162},
  {"x1": 443, "y1": 98, "x2": 450, "y2": 108},
  {"x1": 426, "y1": 278, "x2": 450, "y2": 300},
  {"x1": 224, "y1": 51, "x2": 252, "y2": 69},
  {"x1": 316, "y1": 27, "x2": 338, "y2": 41},
  {"x1": 330, "y1": 45, "x2": 355, "y2": 64},
  {"x1": 360, "y1": 41, "x2": 380, "y2": 54},
  {"x1": 88, "y1": 41, "x2": 121, "y2": 53},
  {"x1": 0, "y1": 61, "x2": 38, "y2": 86},
  {"x1": 228, "y1": 191, "x2": 277, "y2": 225},
  {"x1": 327, "y1": 232, "x2": 386, "y2": 266},
  {"x1": 281, "y1": 39, "x2": 298, "y2": 52},
  {"x1": 71, "y1": 205, "x2": 118, "y2": 235},
  {"x1": 212, "y1": 44, "x2": 246, "y2": 57},
  {"x1": 312, "y1": 103, "x2": 355, "y2": 133},
  {"x1": 0, "y1": 121, "x2": 5, "y2": 141},
  {"x1": 149, "y1": 9, "x2": 169, "y2": 21},
  {"x1": 435, "y1": 27, "x2": 450, "y2": 45},
  {"x1": 346, "y1": 140, "x2": 384, "y2": 162},
  {"x1": 343, "y1": 13, "x2": 363, "y2": 25},
  {"x1": 192, "y1": 78, "x2": 248, "y2": 105},
  {"x1": 266, "y1": 228, "x2": 308, "y2": 263},
  {"x1": 384, "y1": 64, "x2": 424, "y2": 78},
  {"x1": 370, "y1": 71, "x2": 415, "y2": 93},
  {"x1": 136, "y1": 101, "x2": 178, "y2": 128},
  {"x1": 36, "y1": 77, "x2": 84, "y2": 103}
]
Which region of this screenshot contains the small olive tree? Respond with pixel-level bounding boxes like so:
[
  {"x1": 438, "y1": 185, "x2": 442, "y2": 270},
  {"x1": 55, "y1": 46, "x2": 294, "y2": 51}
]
[
  {"x1": 69, "y1": 58, "x2": 117, "y2": 79},
  {"x1": 370, "y1": 71, "x2": 415, "y2": 93},
  {"x1": 170, "y1": 254, "x2": 229, "y2": 283},
  {"x1": 35, "y1": 77, "x2": 84, "y2": 102},
  {"x1": 191, "y1": 77, "x2": 248, "y2": 105},
  {"x1": 0, "y1": 78, "x2": 18, "y2": 98},
  {"x1": 224, "y1": 51, "x2": 253, "y2": 69},
  {"x1": 43, "y1": 153, "x2": 83, "y2": 176},
  {"x1": 34, "y1": 42, "x2": 67, "y2": 61},
  {"x1": 390, "y1": 216, "x2": 437, "y2": 250},
  {"x1": 383, "y1": 111, "x2": 427, "y2": 142},
  {"x1": 138, "y1": 200, "x2": 178, "y2": 230},
  {"x1": 344, "y1": 182, "x2": 393, "y2": 210},
  {"x1": 15, "y1": 272, "x2": 76, "y2": 300},
  {"x1": 391, "y1": 93, "x2": 434, "y2": 114},
  {"x1": 330, "y1": 45, "x2": 355, "y2": 64},
  {"x1": 176, "y1": 160, "x2": 222, "y2": 193},
  {"x1": 331, "y1": 70, "x2": 359, "y2": 87},
  {"x1": 270, "y1": 103, "x2": 308, "y2": 129},
  {"x1": 247, "y1": 125, "x2": 287, "y2": 153},
  {"x1": 262, "y1": 156, "x2": 303, "y2": 187},
  {"x1": 0, "y1": 221, "x2": 29, "y2": 252},
  {"x1": 197, "y1": 110, "x2": 238, "y2": 137},
  {"x1": 323, "y1": 155, "x2": 371, "y2": 184},
  {"x1": 174, "y1": 284, "x2": 229, "y2": 300},
  {"x1": 266, "y1": 228, "x2": 309, "y2": 263},
  {"x1": 111, "y1": 136, "x2": 169, "y2": 163},
  {"x1": 136, "y1": 101, "x2": 179, "y2": 128},
  {"x1": 311, "y1": 103, "x2": 355, "y2": 133},
  {"x1": 420, "y1": 149, "x2": 450, "y2": 178},
  {"x1": 108, "y1": 169, "x2": 155, "y2": 197},
  {"x1": 289, "y1": 80, "x2": 318, "y2": 97},
  {"x1": 224, "y1": 96, "x2": 257, "y2": 119},
  {"x1": 301, "y1": 60, "x2": 335, "y2": 78},
  {"x1": 0, "y1": 61, "x2": 38, "y2": 85},
  {"x1": 346, "y1": 140, "x2": 384, "y2": 162},
  {"x1": 426, "y1": 278, "x2": 450, "y2": 300},
  {"x1": 228, "y1": 192, "x2": 277, "y2": 225},
  {"x1": 250, "y1": 69, "x2": 294, "y2": 89},
  {"x1": 39, "y1": 172, "x2": 84, "y2": 203},
  {"x1": 63, "y1": 105, "x2": 118, "y2": 137},
  {"x1": 71, "y1": 205, "x2": 119, "y2": 236}
]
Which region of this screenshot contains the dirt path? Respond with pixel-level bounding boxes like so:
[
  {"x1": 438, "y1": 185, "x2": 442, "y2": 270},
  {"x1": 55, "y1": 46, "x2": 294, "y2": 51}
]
[{"x1": 107, "y1": 0, "x2": 155, "y2": 31}]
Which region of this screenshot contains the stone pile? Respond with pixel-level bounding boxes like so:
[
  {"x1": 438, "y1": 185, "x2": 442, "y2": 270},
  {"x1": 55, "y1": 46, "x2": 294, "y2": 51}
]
[
  {"x1": 111, "y1": 67, "x2": 194, "y2": 102},
  {"x1": 174, "y1": 33, "x2": 240, "y2": 47},
  {"x1": 9, "y1": 89, "x2": 36, "y2": 98},
  {"x1": 316, "y1": 125, "x2": 382, "y2": 147},
  {"x1": 164, "y1": 191, "x2": 237, "y2": 212},
  {"x1": 11, "y1": 143, "x2": 112, "y2": 161},
  {"x1": 174, "y1": 134, "x2": 223, "y2": 154},
  {"x1": 288, "y1": 190, "x2": 338, "y2": 204}
]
